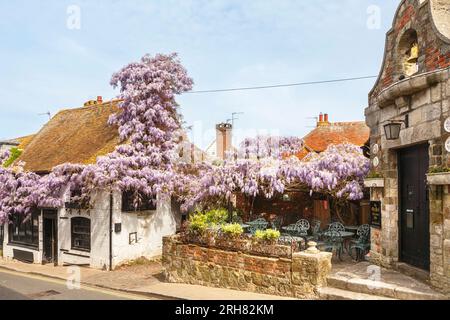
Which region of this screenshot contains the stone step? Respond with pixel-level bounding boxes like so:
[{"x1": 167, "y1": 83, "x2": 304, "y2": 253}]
[
  {"x1": 318, "y1": 287, "x2": 396, "y2": 300},
  {"x1": 327, "y1": 275, "x2": 446, "y2": 300}
]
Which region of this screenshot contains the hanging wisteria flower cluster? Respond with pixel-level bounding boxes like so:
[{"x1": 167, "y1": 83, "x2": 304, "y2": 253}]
[
  {"x1": 237, "y1": 136, "x2": 304, "y2": 160},
  {"x1": 178, "y1": 143, "x2": 370, "y2": 212},
  {"x1": 0, "y1": 52, "x2": 369, "y2": 222},
  {"x1": 0, "y1": 53, "x2": 193, "y2": 221}
]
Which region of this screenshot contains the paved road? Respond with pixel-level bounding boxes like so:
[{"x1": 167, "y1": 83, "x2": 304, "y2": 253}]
[{"x1": 0, "y1": 269, "x2": 158, "y2": 300}]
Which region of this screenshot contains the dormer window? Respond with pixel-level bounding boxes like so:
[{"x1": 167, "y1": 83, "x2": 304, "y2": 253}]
[{"x1": 398, "y1": 29, "x2": 419, "y2": 77}]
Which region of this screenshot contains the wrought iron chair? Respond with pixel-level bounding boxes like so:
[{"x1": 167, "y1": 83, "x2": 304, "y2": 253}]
[
  {"x1": 318, "y1": 230, "x2": 344, "y2": 261},
  {"x1": 293, "y1": 219, "x2": 310, "y2": 235},
  {"x1": 271, "y1": 216, "x2": 284, "y2": 231},
  {"x1": 328, "y1": 222, "x2": 346, "y2": 232},
  {"x1": 349, "y1": 225, "x2": 371, "y2": 261},
  {"x1": 306, "y1": 220, "x2": 322, "y2": 242},
  {"x1": 278, "y1": 233, "x2": 302, "y2": 253},
  {"x1": 247, "y1": 218, "x2": 269, "y2": 235}
]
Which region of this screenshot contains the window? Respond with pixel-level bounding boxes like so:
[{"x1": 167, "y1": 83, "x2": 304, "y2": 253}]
[
  {"x1": 71, "y1": 217, "x2": 91, "y2": 252},
  {"x1": 122, "y1": 191, "x2": 157, "y2": 212},
  {"x1": 8, "y1": 211, "x2": 39, "y2": 248}
]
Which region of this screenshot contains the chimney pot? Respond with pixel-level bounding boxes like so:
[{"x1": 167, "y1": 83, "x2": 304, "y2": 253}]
[
  {"x1": 324, "y1": 114, "x2": 329, "y2": 122},
  {"x1": 319, "y1": 113, "x2": 324, "y2": 122},
  {"x1": 97, "y1": 96, "x2": 103, "y2": 104}
]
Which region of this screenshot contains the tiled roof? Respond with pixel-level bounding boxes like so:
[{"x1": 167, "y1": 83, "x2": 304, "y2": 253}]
[{"x1": 295, "y1": 121, "x2": 370, "y2": 159}]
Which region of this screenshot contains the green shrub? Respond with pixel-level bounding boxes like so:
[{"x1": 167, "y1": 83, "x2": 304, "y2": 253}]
[
  {"x1": 429, "y1": 167, "x2": 450, "y2": 174},
  {"x1": 205, "y1": 208, "x2": 228, "y2": 225},
  {"x1": 188, "y1": 213, "x2": 208, "y2": 234},
  {"x1": 366, "y1": 171, "x2": 383, "y2": 179},
  {"x1": 263, "y1": 229, "x2": 281, "y2": 241},
  {"x1": 254, "y1": 229, "x2": 281, "y2": 242},
  {"x1": 221, "y1": 223, "x2": 244, "y2": 238}
]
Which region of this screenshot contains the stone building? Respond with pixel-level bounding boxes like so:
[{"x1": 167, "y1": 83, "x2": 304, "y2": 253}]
[{"x1": 364, "y1": 0, "x2": 450, "y2": 292}]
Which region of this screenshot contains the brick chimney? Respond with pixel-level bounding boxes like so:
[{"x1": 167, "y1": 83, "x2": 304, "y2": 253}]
[
  {"x1": 216, "y1": 123, "x2": 233, "y2": 160},
  {"x1": 97, "y1": 96, "x2": 103, "y2": 104},
  {"x1": 317, "y1": 113, "x2": 330, "y2": 127}
]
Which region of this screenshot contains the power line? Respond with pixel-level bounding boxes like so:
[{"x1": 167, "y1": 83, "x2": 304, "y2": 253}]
[{"x1": 185, "y1": 75, "x2": 377, "y2": 94}]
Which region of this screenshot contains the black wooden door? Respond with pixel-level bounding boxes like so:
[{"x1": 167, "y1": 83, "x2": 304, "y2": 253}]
[
  {"x1": 43, "y1": 210, "x2": 58, "y2": 265},
  {"x1": 398, "y1": 144, "x2": 430, "y2": 271}
]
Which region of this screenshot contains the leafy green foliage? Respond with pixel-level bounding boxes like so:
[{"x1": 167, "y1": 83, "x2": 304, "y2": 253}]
[
  {"x1": 188, "y1": 213, "x2": 208, "y2": 234},
  {"x1": 187, "y1": 208, "x2": 229, "y2": 235},
  {"x1": 254, "y1": 229, "x2": 281, "y2": 242},
  {"x1": 3, "y1": 148, "x2": 22, "y2": 168},
  {"x1": 221, "y1": 223, "x2": 244, "y2": 238},
  {"x1": 429, "y1": 167, "x2": 450, "y2": 174},
  {"x1": 204, "y1": 208, "x2": 228, "y2": 225},
  {"x1": 366, "y1": 171, "x2": 383, "y2": 179}
]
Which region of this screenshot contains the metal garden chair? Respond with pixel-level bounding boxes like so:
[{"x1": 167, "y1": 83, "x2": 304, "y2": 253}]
[
  {"x1": 271, "y1": 216, "x2": 284, "y2": 231},
  {"x1": 318, "y1": 230, "x2": 344, "y2": 261},
  {"x1": 247, "y1": 218, "x2": 269, "y2": 235},
  {"x1": 349, "y1": 224, "x2": 371, "y2": 261},
  {"x1": 306, "y1": 220, "x2": 322, "y2": 242}
]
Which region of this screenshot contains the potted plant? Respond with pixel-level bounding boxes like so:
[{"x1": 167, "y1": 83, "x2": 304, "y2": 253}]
[
  {"x1": 427, "y1": 167, "x2": 450, "y2": 185},
  {"x1": 364, "y1": 171, "x2": 385, "y2": 188}
]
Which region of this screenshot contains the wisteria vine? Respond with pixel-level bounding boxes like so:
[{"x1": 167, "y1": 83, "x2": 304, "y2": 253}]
[{"x1": 0, "y1": 53, "x2": 369, "y2": 224}]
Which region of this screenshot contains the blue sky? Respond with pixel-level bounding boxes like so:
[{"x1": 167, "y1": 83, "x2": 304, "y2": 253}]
[{"x1": 0, "y1": 0, "x2": 399, "y2": 148}]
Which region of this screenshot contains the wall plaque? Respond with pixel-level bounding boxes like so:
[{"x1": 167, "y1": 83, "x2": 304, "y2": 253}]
[
  {"x1": 444, "y1": 118, "x2": 450, "y2": 133},
  {"x1": 370, "y1": 201, "x2": 382, "y2": 229},
  {"x1": 372, "y1": 157, "x2": 380, "y2": 168},
  {"x1": 372, "y1": 144, "x2": 379, "y2": 155},
  {"x1": 446, "y1": 137, "x2": 450, "y2": 153}
]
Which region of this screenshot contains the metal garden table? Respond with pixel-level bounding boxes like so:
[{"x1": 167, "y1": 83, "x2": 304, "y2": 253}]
[{"x1": 323, "y1": 231, "x2": 355, "y2": 255}]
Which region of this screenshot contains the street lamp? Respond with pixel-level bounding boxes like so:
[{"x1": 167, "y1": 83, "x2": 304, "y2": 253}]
[{"x1": 384, "y1": 115, "x2": 409, "y2": 141}]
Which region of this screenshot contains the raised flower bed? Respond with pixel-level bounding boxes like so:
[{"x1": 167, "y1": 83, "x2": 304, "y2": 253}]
[{"x1": 179, "y1": 232, "x2": 298, "y2": 259}]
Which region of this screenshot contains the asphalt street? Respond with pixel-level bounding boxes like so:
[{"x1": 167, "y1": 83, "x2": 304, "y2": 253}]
[{"x1": 0, "y1": 269, "x2": 158, "y2": 300}]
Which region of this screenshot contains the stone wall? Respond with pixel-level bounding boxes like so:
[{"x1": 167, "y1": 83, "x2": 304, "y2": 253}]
[
  {"x1": 365, "y1": 0, "x2": 450, "y2": 294},
  {"x1": 428, "y1": 184, "x2": 450, "y2": 291},
  {"x1": 162, "y1": 236, "x2": 332, "y2": 299}
]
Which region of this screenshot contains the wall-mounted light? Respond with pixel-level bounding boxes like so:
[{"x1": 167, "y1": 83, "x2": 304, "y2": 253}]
[
  {"x1": 282, "y1": 193, "x2": 291, "y2": 202},
  {"x1": 384, "y1": 115, "x2": 409, "y2": 141}
]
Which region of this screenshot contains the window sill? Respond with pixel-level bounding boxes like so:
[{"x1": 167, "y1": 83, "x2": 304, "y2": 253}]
[
  {"x1": 70, "y1": 247, "x2": 91, "y2": 254},
  {"x1": 7, "y1": 243, "x2": 39, "y2": 251}
]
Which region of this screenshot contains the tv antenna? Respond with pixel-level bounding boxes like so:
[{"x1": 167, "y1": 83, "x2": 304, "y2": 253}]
[
  {"x1": 231, "y1": 112, "x2": 244, "y2": 127},
  {"x1": 38, "y1": 112, "x2": 51, "y2": 120}
]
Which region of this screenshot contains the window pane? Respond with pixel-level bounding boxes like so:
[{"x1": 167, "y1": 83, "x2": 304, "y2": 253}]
[{"x1": 71, "y1": 217, "x2": 91, "y2": 251}]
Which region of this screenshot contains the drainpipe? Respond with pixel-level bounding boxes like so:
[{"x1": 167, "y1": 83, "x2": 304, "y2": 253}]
[{"x1": 109, "y1": 192, "x2": 113, "y2": 271}]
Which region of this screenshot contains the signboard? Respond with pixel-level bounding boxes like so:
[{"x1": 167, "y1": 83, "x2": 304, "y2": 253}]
[{"x1": 370, "y1": 201, "x2": 382, "y2": 229}]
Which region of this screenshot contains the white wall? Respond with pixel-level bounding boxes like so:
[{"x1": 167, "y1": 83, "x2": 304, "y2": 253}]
[
  {"x1": 58, "y1": 189, "x2": 110, "y2": 270},
  {"x1": 2, "y1": 188, "x2": 181, "y2": 270},
  {"x1": 111, "y1": 195, "x2": 181, "y2": 268}
]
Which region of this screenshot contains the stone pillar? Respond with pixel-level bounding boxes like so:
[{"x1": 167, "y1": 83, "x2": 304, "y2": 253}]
[{"x1": 291, "y1": 250, "x2": 332, "y2": 299}]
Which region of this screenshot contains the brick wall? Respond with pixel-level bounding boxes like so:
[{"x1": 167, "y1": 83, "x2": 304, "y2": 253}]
[
  {"x1": 162, "y1": 236, "x2": 332, "y2": 299},
  {"x1": 370, "y1": 0, "x2": 450, "y2": 101}
]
